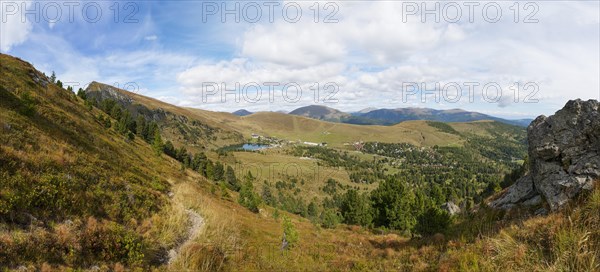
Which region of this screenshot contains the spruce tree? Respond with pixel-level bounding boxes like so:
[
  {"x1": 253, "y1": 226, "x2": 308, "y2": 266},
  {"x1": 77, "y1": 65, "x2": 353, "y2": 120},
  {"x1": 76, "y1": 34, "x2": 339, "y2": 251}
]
[
  {"x1": 152, "y1": 130, "x2": 163, "y2": 156},
  {"x1": 77, "y1": 88, "x2": 86, "y2": 100},
  {"x1": 225, "y1": 166, "x2": 239, "y2": 191},
  {"x1": 213, "y1": 162, "x2": 224, "y2": 181},
  {"x1": 340, "y1": 189, "x2": 372, "y2": 227}
]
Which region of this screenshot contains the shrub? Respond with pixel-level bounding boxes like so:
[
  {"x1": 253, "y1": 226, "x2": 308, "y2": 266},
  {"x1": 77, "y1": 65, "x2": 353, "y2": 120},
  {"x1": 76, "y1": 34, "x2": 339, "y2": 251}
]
[
  {"x1": 415, "y1": 207, "x2": 451, "y2": 236},
  {"x1": 19, "y1": 91, "x2": 36, "y2": 116},
  {"x1": 238, "y1": 181, "x2": 261, "y2": 213},
  {"x1": 282, "y1": 216, "x2": 298, "y2": 249},
  {"x1": 319, "y1": 208, "x2": 340, "y2": 229}
]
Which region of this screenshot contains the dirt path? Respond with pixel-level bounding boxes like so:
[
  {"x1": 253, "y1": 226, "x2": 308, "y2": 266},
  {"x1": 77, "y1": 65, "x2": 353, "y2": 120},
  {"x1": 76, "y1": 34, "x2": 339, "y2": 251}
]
[{"x1": 167, "y1": 208, "x2": 205, "y2": 264}]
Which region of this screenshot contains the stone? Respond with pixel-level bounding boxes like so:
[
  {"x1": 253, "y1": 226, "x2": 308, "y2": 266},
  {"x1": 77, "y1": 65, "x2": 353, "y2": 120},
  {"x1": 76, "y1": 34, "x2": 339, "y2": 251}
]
[
  {"x1": 441, "y1": 201, "x2": 460, "y2": 215},
  {"x1": 490, "y1": 175, "x2": 538, "y2": 209},
  {"x1": 534, "y1": 207, "x2": 548, "y2": 216},
  {"x1": 522, "y1": 195, "x2": 542, "y2": 206},
  {"x1": 491, "y1": 99, "x2": 600, "y2": 211}
]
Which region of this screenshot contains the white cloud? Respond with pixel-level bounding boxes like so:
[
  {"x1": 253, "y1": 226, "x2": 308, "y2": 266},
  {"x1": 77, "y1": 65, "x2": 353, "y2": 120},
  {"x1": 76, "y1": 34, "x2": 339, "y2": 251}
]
[
  {"x1": 144, "y1": 35, "x2": 158, "y2": 41},
  {"x1": 4, "y1": 1, "x2": 598, "y2": 117},
  {"x1": 0, "y1": 1, "x2": 32, "y2": 52}
]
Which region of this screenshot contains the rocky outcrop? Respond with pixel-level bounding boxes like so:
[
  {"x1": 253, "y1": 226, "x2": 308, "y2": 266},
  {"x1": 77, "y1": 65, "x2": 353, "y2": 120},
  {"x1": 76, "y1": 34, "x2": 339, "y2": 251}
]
[
  {"x1": 85, "y1": 81, "x2": 134, "y2": 106},
  {"x1": 491, "y1": 99, "x2": 600, "y2": 211},
  {"x1": 441, "y1": 202, "x2": 461, "y2": 215}
]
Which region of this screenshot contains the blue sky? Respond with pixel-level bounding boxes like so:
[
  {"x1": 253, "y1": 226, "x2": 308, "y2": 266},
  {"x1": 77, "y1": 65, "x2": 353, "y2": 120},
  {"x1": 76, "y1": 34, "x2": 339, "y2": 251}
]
[{"x1": 1, "y1": 1, "x2": 599, "y2": 119}]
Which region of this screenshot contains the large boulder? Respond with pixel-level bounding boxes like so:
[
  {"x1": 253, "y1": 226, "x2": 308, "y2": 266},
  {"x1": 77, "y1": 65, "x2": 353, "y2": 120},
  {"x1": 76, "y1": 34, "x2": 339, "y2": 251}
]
[
  {"x1": 491, "y1": 99, "x2": 600, "y2": 211},
  {"x1": 489, "y1": 175, "x2": 538, "y2": 209}
]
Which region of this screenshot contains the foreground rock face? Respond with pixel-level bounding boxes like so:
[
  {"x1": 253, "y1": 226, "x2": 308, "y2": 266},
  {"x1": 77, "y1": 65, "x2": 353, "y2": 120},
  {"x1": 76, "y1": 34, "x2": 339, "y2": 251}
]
[{"x1": 491, "y1": 99, "x2": 600, "y2": 211}]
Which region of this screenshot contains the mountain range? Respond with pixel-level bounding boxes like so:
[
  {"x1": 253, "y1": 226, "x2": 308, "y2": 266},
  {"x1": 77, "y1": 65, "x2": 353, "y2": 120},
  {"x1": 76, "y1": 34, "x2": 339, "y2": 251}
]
[{"x1": 233, "y1": 105, "x2": 533, "y2": 127}]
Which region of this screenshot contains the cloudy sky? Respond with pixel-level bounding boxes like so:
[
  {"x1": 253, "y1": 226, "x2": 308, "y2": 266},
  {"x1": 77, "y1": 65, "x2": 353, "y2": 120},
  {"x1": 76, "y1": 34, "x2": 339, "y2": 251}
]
[{"x1": 1, "y1": 1, "x2": 598, "y2": 118}]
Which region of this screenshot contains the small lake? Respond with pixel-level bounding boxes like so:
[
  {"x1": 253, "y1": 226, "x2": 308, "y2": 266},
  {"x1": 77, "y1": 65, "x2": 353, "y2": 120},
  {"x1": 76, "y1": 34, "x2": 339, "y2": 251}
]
[{"x1": 241, "y1": 143, "x2": 270, "y2": 151}]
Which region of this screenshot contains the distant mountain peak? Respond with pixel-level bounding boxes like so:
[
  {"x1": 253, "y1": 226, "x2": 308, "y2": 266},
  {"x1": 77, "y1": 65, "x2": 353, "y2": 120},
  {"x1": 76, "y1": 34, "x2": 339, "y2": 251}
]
[
  {"x1": 288, "y1": 105, "x2": 350, "y2": 122},
  {"x1": 232, "y1": 109, "x2": 253, "y2": 116}
]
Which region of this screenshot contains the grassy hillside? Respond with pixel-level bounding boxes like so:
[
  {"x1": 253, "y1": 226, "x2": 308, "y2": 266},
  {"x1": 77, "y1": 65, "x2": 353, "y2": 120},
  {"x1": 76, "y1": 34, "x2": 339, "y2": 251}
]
[
  {"x1": 0, "y1": 54, "x2": 195, "y2": 268},
  {"x1": 84, "y1": 81, "x2": 244, "y2": 153},
  {"x1": 243, "y1": 112, "x2": 467, "y2": 147}
]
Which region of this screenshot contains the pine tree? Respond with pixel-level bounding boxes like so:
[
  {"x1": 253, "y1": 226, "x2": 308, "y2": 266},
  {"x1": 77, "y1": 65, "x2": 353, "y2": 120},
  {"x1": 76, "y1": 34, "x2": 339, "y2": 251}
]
[
  {"x1": 340, "y1": 189, "x2": 372, "y2": 227},
  {"x1": 206, "y1": 161, "x2": 214, "y2": 180},
  {"x1": 77, "y1": 88, "x2": 86, "y2": 100},
  {"x1": 213, "y1": 162, "x2": 224, "y2": 181},
  {"x1": 135, "y1": 116, "x2": 148, "y2": 139},
  {"x1": 163, "y1": 141, "x2": 176, "y2": 158},
  {"x1": 110, "y1": 106, "x2": 122, "y2": 121},
  {"x1": 50, "y1": 71, "x2": 56, "y2": 83},
  {"x1": 261, "y1": 184, "x2": 275, "y2": 206},
  {"x1": 152, "y1": 130, "x2": 163, "y2": 156},
  {"x1": 148, "y1": 122, "x2": 159, "y2": 142},
  {"x1": 281, "y1": 216, "x2": 298, "y2": 250},
  {"x1": 117, "y1": 111, "x2": 132, "y2": 135},
  {"x1": 307, "y1": 201, "x2": 318, "y2": 217},
  {"x1": 239, "y1": 180, "x2": 261, "y2": 213},
  {"x1": 225, "y1": 166, "x2": 239, "y2": 191},
  {"x1": 370, "y1": 177, "x2": 416, "y2": 231},
  {"x1": 193, "y1": 152, "x2": 208, "y2": 176},
  {"x1": 319, "y1": 208, "x2": 340, "y2": 229}
]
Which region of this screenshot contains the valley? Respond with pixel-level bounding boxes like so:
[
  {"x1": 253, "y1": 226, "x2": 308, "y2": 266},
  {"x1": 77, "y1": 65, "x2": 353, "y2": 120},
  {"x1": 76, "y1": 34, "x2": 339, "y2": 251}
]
[{"x1": 0, "y1": 53, "x2": 598, "y2": 271}]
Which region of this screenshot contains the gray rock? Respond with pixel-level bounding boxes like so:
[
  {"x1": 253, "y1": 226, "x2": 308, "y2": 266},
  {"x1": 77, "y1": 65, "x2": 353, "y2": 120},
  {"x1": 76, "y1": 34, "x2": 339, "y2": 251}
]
[
  {"x1": 534, "y1": 207, "x2": 548, "y2": 216},
  {"x1": 490, "y1": 175, "x2": 538, "y2": 209},
  {"x1": 85, "y1": 81, "x2": 134, "y2": 106},
  {"x1": 441, "y1": 201, "x2": 461, "y2": 215},
  {"x1": 491, "y1": 99, "x2": 600, "y2": 211},
  {"x1": 528, "y1": 99, "x2": 599, "y2": 211},
  {"x1": 522, "y1": 195, "x2": 542, "y2": 206}
]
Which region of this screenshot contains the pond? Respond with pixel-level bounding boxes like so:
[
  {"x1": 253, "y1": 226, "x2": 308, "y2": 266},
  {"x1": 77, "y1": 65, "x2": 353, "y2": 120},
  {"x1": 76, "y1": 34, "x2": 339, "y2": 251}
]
[{"x1": 241, "y1": 143, "x2": 270, "y2": 151}]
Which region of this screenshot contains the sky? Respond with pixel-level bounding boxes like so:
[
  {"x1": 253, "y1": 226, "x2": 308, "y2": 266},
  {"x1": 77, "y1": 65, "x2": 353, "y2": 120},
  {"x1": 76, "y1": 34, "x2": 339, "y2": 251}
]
[{"x1": 1, "y1": 0, "x2": 599, "y2": 119}]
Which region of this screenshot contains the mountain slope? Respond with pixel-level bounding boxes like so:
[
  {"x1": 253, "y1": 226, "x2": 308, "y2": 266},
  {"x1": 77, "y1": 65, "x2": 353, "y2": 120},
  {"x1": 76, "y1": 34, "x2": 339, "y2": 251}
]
[
  {"x1": 0, "y1": 53, "x2": 191, "y2": 268},
  {"x1": 84, "y1": 81, "x2": 244, "y2": 152}
]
